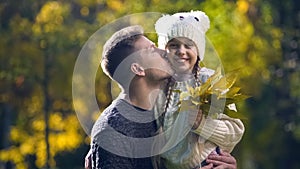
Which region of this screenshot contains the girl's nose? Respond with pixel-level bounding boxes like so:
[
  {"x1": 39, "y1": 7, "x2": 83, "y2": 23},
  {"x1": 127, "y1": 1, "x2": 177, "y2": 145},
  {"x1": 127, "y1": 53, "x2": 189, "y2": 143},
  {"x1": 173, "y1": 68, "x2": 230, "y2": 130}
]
[{"x1": 176, "y1": 44, "x2": 186, "y2": 56}]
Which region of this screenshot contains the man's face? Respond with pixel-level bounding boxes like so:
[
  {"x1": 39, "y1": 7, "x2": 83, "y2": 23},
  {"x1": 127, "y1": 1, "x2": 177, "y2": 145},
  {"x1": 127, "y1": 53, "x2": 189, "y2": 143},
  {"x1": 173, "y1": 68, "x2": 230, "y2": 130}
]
[{"x1": 134, "y1": 36, "x2": 174, "y2": 80}]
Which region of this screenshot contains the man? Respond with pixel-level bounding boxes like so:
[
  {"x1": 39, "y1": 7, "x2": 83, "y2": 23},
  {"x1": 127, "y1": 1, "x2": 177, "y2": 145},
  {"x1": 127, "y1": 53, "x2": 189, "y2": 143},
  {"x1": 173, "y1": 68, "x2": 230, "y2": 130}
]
[
  {"x1": 89, "y1": 25, "x2": 173, "y2": 169},
  {"x1": 86, "y1": 25, "x2": 238, "y2": 169}
]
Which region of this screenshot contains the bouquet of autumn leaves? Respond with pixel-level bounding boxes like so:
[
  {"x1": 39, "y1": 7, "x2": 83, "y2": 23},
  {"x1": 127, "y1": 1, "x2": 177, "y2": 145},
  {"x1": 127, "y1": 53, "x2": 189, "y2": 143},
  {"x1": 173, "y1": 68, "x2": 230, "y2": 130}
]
[{"x1": 179, "y1": 67, "x2": 249, "y2": 119}]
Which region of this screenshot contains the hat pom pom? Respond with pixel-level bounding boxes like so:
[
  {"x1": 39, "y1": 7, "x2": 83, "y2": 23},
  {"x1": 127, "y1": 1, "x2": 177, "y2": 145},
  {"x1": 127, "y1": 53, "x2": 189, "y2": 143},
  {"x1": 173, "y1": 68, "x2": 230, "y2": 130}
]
[
  {"x1": 155, "y1": 14, "x2": 176, "y2": 35},
  {"x1": 190, "y1": 10, "x2": 210, "y2": 33}
]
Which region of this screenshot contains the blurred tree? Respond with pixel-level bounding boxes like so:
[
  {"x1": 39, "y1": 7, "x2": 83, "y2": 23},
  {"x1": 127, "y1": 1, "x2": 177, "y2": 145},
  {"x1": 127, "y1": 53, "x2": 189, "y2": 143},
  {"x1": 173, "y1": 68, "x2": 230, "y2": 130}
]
[
  {"x1": 238, "y1": 0, "x2": 300, "y2": 169},
  {"x1": 0, "y1": 1, "x2": 94, "y2": 169}
]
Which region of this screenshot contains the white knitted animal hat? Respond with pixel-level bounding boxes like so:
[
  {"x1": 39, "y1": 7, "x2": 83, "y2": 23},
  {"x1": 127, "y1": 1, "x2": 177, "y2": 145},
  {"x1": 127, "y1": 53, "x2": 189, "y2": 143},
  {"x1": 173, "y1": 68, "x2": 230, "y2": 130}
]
[{"x1": 155, "y1": 10, "x2": 210, "y2": 61}]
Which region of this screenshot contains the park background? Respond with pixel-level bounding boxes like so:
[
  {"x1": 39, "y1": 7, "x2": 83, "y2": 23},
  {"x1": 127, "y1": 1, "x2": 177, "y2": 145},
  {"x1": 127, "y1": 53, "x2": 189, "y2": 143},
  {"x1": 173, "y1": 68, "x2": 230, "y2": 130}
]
[{"x1": 0, "y1": 0, "x2": 299, "y2": 168}]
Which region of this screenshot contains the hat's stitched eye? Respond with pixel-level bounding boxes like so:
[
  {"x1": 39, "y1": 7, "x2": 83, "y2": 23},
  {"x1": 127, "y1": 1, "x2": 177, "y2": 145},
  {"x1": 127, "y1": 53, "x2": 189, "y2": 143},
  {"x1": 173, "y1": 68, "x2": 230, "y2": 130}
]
[
  {"x1": 179, "y1": 16, "x2": 184, "y2": 20},
  {"x1": 194, "y1": 17, "x2": 199, "y2": 21}
]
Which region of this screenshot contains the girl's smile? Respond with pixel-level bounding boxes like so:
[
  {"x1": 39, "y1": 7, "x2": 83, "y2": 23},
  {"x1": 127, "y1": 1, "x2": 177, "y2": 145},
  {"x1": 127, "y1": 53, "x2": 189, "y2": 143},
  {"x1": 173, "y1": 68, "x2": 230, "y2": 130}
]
[{"x1": 166, "y1": 37, "x2": 198, "y2": 75}]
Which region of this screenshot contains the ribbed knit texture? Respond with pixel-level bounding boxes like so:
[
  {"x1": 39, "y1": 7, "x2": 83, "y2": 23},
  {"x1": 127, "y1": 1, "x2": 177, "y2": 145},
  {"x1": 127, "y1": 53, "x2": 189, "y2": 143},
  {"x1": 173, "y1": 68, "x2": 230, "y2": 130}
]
[
  {"x1": 91, "y1": 99, "x2": 157, "y2": 169},
  {"x1": 155, "y1": 68, "x2": 245, "y2": 169}
]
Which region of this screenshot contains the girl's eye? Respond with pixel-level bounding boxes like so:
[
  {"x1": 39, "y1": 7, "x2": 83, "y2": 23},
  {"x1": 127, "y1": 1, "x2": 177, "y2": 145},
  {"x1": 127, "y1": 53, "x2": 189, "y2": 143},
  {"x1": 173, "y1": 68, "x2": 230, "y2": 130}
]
[
  {"x1": 185, "y1": 42, "x2": 195, "y2": 48},
  {"x1": 168, "y1": 44, "x2": 178, "y2": 49},
  {"x1": 167, "y1": 41, "x2": 194, "y2": 49},
  {"x1": 184, "y1": 44, "x2": 192, "y2": 49}
]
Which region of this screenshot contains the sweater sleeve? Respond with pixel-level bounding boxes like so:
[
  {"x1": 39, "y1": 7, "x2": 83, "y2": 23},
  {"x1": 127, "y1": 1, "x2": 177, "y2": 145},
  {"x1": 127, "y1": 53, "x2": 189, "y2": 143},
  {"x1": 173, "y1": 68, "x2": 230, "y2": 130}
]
[{"x1": 191, "y1": 113, "x2": 245, "y2": 152}]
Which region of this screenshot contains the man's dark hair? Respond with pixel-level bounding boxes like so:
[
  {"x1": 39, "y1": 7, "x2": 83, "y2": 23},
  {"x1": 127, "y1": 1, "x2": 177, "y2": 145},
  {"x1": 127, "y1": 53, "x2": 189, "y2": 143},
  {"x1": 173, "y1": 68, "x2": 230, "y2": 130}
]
[{"x1": 101, "y1": 25, "x2": 144, "y2": 79}]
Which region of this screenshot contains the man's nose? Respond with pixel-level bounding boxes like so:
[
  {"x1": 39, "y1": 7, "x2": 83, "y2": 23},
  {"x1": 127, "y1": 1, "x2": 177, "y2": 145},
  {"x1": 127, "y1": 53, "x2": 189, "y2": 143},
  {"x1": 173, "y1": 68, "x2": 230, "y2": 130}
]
[{"x1": 155, "y1": 48, "x2": 168, "y2": 59}]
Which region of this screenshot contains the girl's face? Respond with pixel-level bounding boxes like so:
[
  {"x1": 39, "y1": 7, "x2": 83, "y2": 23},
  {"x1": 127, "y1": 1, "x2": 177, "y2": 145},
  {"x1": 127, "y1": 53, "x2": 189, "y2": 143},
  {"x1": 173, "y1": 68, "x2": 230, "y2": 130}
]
[{"x1": 166, "y1": 37, "x2": 198, "y2": 75}]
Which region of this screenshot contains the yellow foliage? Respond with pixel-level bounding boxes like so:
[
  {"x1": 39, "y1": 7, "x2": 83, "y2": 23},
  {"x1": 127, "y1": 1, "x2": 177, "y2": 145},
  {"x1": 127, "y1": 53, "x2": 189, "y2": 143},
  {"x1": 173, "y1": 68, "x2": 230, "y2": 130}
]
[
  {"x1": 65, "y1": 115, "x2": 82, "y2": 133},
  {"x1": 0, "y1": 149, "x2": 10, "y2": 161},
  {"x1": 152, "y1": 0, "x2": 160, "y2": 4},
  {"x1": 9, "y1": 15, "x2": 31, "y2": 36},
  {"x1": 96, "y1": 10, "x2": 116, "y2": 24},
  {"x1": 25, "y1": 95, "x2": 43, "y2": 116},
  {"x1": 49, "y1": 112, "x2": 64, "y2": 130},
  {"x1": 272, "y1": 39, "x2": 281, "y2": 50},
  {"x1": 20, "y1": 141, "x2": 35, "y2": 155},
  {"x1": 237, "y1": 0, "x2": 249, "y2": 14},
  {"x1": 0, "y1": 147, "x2": 24, "y2": 163},
  {"x1": 73, "y1": 99, "x2": 89, "y2": 115},
  {"x1": 48, "y1": 114, "x2": 82, "y2": 151},
  {"x1": 32, "y1": 23, "x2": 42, "y2": 35},
  {"x1": 49, "y1": 133, "x2": 79, "y2": 151},
  {"x1": 81, "y1": 6, "x2": 90, "y2": 16},
  {"x1": 179, "y1": 67, "x2": 249, "y2": 119},
  {"x1": 261, "y1": 69, "x2": 271, "y2": 82},
  {"x1": 35, "y1": 141, "x2": 47, "y2": 168},
  {"x1": 107, "y1": 0, "x2": 124, "y2": 11},
  {"x1": 271, "y1": 28, "x2": 283, "y2": 39},
  {"x1": 33, "y1": 1, "x2": 70, "y2": 34},
  {"x1": 10, "y1": 127, "x2": 21, "y2": 142},
  {"x1": 32, "y1": 119, "x2": 45, "y2": 131},
  {"x1": 1, "y1": 111, "x2": 84, "y2": 168},
  {"x1": 271, "y1": 28, "x2": 283, "y2": 50},
  {"x1": 16, "y1": 163, "x2": 27, "y2": 169},
  {"x1": 36, "y1": 1, "x2": 63, "y2": 23}
]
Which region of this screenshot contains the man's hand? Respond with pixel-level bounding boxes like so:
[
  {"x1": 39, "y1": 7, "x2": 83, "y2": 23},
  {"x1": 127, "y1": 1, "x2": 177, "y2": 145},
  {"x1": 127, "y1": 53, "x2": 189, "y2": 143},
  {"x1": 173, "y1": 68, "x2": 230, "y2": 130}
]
[
  {"x1": 205, "y1": 150, "x2": 237, "y2": 169},
  {"x1": 85, "y1": 149, "x2": 92, "y2": 169},
  {"x1": 201, "y1": 163, "x2": 214, "y2": 169}
]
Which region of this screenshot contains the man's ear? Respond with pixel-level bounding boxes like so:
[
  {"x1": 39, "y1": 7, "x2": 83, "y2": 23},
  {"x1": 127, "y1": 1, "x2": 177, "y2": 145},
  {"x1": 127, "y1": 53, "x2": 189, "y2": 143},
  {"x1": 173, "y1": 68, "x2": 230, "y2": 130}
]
[{"x1": 131, "y1": 63, "x2": 145, "y2": 76}]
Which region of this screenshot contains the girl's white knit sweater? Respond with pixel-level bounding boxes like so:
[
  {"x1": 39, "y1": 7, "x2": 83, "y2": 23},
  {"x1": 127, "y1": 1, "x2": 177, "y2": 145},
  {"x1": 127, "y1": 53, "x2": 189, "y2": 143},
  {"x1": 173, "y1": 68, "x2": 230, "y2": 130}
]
[{"x1": 155, "y1": 67, "x2": 245, "y2": 169}]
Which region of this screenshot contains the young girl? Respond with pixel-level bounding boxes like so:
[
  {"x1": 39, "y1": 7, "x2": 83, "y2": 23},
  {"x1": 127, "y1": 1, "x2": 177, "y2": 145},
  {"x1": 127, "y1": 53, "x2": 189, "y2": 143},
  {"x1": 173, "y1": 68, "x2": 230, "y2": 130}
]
[{"x1": 154, "y1": 11, "x2": 245, "y2": 169}]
